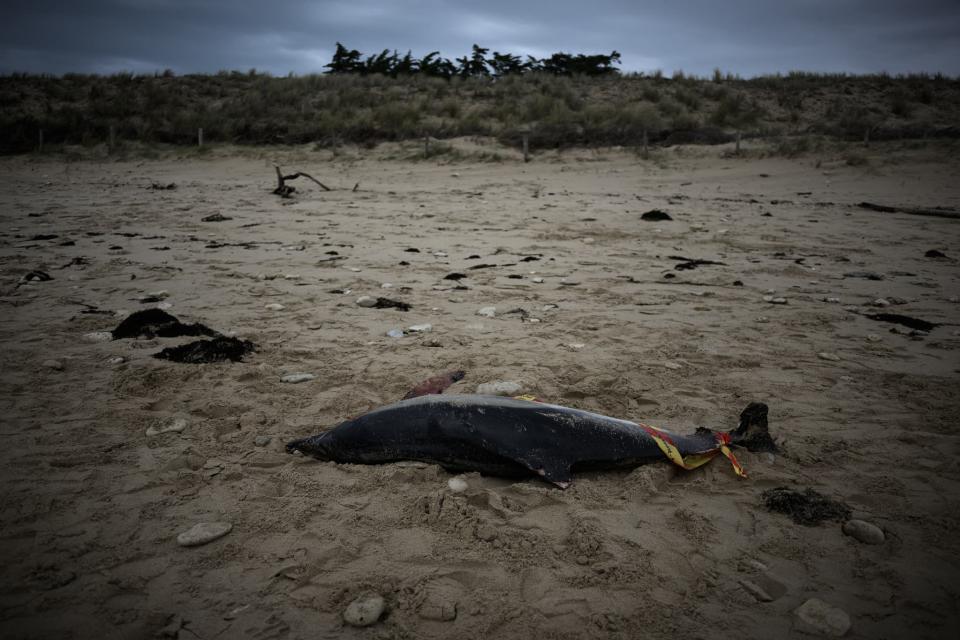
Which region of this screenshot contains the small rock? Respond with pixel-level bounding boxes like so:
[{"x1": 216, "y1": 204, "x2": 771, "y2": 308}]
[
  {"x1": 477, "y1": 306, "x2": 496, "y2": 318},
  {"x1": 264, "y1": 303, "x2": 285, "y2": 311},
  {"x1": 794, "y1": 598, "x2": 851, "y2": 637},
  {"x1": 763, "y1": 296, "x2": 788, "y2": 304},
  {"x1": 817, "y1": 352, "x2": 840, "y2": 361},
  {"x1": 866, "y1": 334, "x2": 881, "y2": 342},
  {"x1": 177, "y1": 522, "x2": 233, "y2": 547},
  {"x1": 281, "y1": 373, "x2": 315, "y2": 383},
  {"x1": 407, "y1": 323, "x2": 432, "y2": 333},
  {"x1": 531, "y1": 277, "x2": 544, "y2": 283},
  {"x1": 381, "y1": 282, "x2": 393, "y2": 288},
  {"x1": 662, "y1": 361, "x2": 682, "y2": 370},
  {"x1": 842, "y1": 519, "x2": 885, "y2": 545},
  {"x1": 448, "y1": 477, "x2": 468, "y2": 493},
  {"x1": 739, "y1": 579, "x2": 774, "y2": 603},
  {"x1": 343, "y1": 593, "x2": 385, "y2": 627},
  {"x1": 41, "y1": 359, "x2": 64, "y2": 370},
  {"x1": 476, "y1": 381, "x2": 522, "y2": 396},
  {"x1": 108, "y1": 356, "x2": 126, "y2": 364},
  {"x1": 870, "y1": 298, "x2": 890, "y2": 307},
  {"x1": 146, "y1": 418, "x2": 187, "y2": 437},
  {"x1": 356, "y1": 296, "x2": 377, "y2": 307},
  {"x1": 386, "y1": 328, "x2": 404, "y2": 338},
  {"x1": 254, "y1": 436, "x2": 272, "y2": 447},
  {"x1": 823, "y1": 297, "x2": 840, "y2": 303},
  {"x1": 83, "y1": 331, "x2": 113, "y2": 342},
  {"x1": 565, "y1": 343, "x2": 585, "y2": 351},
  {"x1": 156, "y1": 301, "x2": 173, "y2": 310},
  {"x1": 284, "y1": 274, "x2": 300, "y2": 280}
]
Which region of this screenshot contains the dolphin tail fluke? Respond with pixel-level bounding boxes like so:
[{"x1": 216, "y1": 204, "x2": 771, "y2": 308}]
[{"x1": 729, "y1": 402, "x2": 777, "y2": 453}]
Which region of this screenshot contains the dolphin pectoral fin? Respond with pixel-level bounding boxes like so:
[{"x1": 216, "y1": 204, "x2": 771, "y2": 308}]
[{"x1": 518, "y1": 454, "x2": 574, "y2": 489}]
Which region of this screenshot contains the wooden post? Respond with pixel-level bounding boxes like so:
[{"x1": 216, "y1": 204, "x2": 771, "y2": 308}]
[
  {"x1": 735, "y1": 130, "x2": 742, "y2": 154},
  {"x1": 642, "y1": 128, "x2": 649, "y2": 158},
  {"x1": 522, "y1": 134, "x2": 529, "y2": 163},
  {"x1": 38, "y1": 129, "x2": 43, "y2": 153},
  {"x1": 423, "y1": 135, "x2": 429, "y2": 159},
  {"x1": 198, "y1": 128, "x2": 204, "y2": 147},
  {"x1": 109, "y1": 124, "x2": 116, "y2": 152}
]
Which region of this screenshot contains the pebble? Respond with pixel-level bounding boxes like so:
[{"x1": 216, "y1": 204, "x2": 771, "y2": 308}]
[
  {"x1": 356, "y1": 296, "x2": 377, "y2": 307},
  {"x1": 447, "y1": 477, "x2": 468, "y2": 493},
  {"x1": 281, "y1": 373, "x2": 315, "y2": 383},
  {"x1": 41, "y1": 359, "x2": 64, "y2": 370},
  {"x1": 817, "y1": 352, "x2": 840, "y2": 361},
  {"x1": 866, "y1": 334, "x2": 881, "y2": 342},
  {"x1": 565, "y1": 343, "x2": 586, "y2": 351},
  {"x1": 476, "y1": 381, "x2": 523, "y2": 396},
  {"x1": 542, "y1": 304, "x2": 558, "y2": 311},
  {"x1": 83, "y1": 331, "x2": 113, "y2": 342},
  {"x1": 386, "y1": 328, "x2": 404, "y2": 338},
  {"x1": 264, "y1": 303, "x2": 285, "y2": 311},
  {"x1": 407, "y1": 323, "x2": 432, "y2": 333},
  {"x1": 176, "y1": 522, "x2": 233, "y2": 547},
  {"x1": 343, "y1": 593, "x2": 385, "y2": 627},
  {"x1": 531, "y1": 277, "x2": 544, "y2": 283},
  {"x1": 762, "y1": 296, "x2": 788, "y2": 304},
  {"x1": 254, "y1": 435, "x2": 272, "y2": 447},
  {"x1": 662, "y1": 361, "x2": 682, "y2": 370},
  {"x1": 738, "y1": 579, "x2": 774, "y2": 603},
  {"x1": 146, "y1": 418, "x2": 187, "y2": 437},
  {"x1": 870, "y1": 298, "x2": 890, "y2": 307},
  {"x1": 477, "y1": 306, "x2": 496, "y2": 318},
  {"x1": 381, "y1": 282, "x2": 393, "y2": 288},
  {"x1": 794, "y1": 598, "x2": 851, "y2": 637},
  {"x1": 284, "y1": 274, "x2": 300, "y2": 280},
  {"x1": 842, "y1": 519, "x2": 885, "y2": 545},
  {"x1": 156, "y1": 302, "x2": 173, "y2": 310},
  {"x1": 108, "y1": 356, "x2": 126, "y2": 364},
  {"x1": 823, "y1": 297, "x2": 840, "y2": 303}
]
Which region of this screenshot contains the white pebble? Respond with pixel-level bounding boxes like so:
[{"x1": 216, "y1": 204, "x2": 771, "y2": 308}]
[
  {"x1": 356, "y1": 296, "x2": 377, "y2": 307},
  {"x1": 177, "y1": 522, "x2": 232, "y2": 547},
  {"x1": 264, "y1": 303, "x2": 285, "y2": 311},
  {"x1": 146, "y1": 418, "x2": 187, "y2": 436},
  {"x1": 343, "y1": 593, "x2": 385, "y2": 627},
  {"x1": 818, "y1": 352, "x2": 841, "y2": 361},
  {"x1": 407, "y1": 323, "x2": 432, "y2": 333},
  {"x1": 477, "y1": 306, "x2": 496, "y2": 317},
  {"x1": 794, "y1": 598, "x2": 851, "y2": 637},
  {"x1": 842, "y1": 519, "x2": 885, "y2": 545},
  {"x1": 281, "y1": 373, "x2": 315, "y2": 383},
  {"x1": 386, "y1": 328, "x2": 404, "y2": 338},
  {"x1": 476, "y1": 380, "x2": 522, "y2": 396},
  {"x1": 447, "y1": 477, "x2": 469, "y2": 493},
  {"x1": 83, "y1": 331, "x2": 113, "y2": 342}
]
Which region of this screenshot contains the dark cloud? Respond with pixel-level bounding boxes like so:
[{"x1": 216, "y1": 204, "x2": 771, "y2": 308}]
[{"x1": 2, "y1": 0, "x2": 958, "y2": 76}]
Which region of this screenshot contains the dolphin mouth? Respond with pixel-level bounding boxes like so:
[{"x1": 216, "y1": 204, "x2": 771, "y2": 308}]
[{"x1": 286, "y1": 433, "x2": 331, "y2": 459}]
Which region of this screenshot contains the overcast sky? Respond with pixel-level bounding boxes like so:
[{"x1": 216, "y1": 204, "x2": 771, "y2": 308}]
[{"x1": 2, "y1": 0, "x2": 958, "y2": 77}]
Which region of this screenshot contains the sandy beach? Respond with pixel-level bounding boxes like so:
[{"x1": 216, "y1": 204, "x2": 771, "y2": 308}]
[{"x1": 1, "y1": 141, "x2": 958, "y2": 639}]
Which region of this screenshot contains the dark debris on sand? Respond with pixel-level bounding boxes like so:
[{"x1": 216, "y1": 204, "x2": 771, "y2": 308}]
[
  {"x1": 762, "y1": 487, "x2": 851, "y2": 526},
  {"x1": 154, "y1": 336, "x2": 255, "y2": 364},
  {"x1": 111, "y1": 309, "x2": 219, "y2": 340},
  {"x1": 641, "y1": 209, "x2": 673, "y2": 221},
  {"x1": 374, "y1": 297, "x2": 412, "y2": 311}
]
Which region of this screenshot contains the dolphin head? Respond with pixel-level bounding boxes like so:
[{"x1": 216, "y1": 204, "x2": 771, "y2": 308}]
[{"x1": 286, "y1": 432, "x2": 333, "y2": 459}]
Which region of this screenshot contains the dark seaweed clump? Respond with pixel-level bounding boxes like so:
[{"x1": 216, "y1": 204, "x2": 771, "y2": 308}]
[
  {"x1": 112, "y1": 308, "x2": 219, "y2": 339},
  {"x1": 761, "y1": 487, "x2": 851, "y2": 526},
  {"x1": 154, "y1": 336, "x2": 255, "y2": 363}
]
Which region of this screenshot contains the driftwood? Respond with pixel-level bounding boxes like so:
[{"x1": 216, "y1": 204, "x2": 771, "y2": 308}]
[
  {"x1": 273, "y1": 166, "x2": 332, "y2": 197},
  {"x1": 858, "y1": 202, "x2": 960, "y2": 220}
]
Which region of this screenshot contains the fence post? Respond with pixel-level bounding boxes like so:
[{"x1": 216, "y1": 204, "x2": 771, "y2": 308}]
[
  {"x1": 38, "y1": 128, "x2": 43, "y2": 153},
  {"x1": 423, "y1": 135, "x2": 429, "y2": 159},
  {"x1": 198, "y1": 127, "x2": 204, "y2": 147},
  {"x1": 522, "y1": 134, "x2": 529, "y2": 163}
]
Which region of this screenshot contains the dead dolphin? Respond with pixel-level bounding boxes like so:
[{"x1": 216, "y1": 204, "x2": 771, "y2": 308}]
[{"x1": 287, "y1": 395, "x2": 774, "y2": 488}]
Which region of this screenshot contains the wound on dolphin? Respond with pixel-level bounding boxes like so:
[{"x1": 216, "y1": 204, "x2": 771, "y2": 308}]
[{"x1": 287, "y1": 397, "x2": 775, "y2": 489}]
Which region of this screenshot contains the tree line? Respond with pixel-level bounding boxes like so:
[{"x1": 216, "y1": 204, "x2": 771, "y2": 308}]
[{"x1": 324, "y1": 43, "x2": 622, "y2": 78}]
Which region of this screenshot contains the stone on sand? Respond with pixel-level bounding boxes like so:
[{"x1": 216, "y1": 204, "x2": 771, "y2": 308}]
[
  {"x1": 83, "y1": 331, "x2": 113, "y2": 342},
  {"x1": 343, "y1": 593, "x2": 385, "y2": 627},
  {"x1": 842, "y1": 519, "x2": 885, "y2": 545},
  {"x1": 794, "y1": 598, "x2": 851, "y2": 637},
  {"x1": 476, "y1": 380, "x2": 522, "y2": 396},
  {"x1": 176, "y1": 522, "x2": 232, "y2": 547},
  {"x1": 818, "y1": 352, "x2": 841, "y2": 361},
  {"x1": 146, "y1": 418, "x2": 187, "y2": 437},
  {"x1": 477, "y1": 306, "x2": 496, "y2": 318},
  {"x1": 42, "y1": 359, "x2": 64, "y2": 370},
  {"x1": 264, "y1": 303, "x2": 285, "y2": 311},
  {"x1": 447, "y1": 477, "x2": 468, "y2": 493},
  {"x1": 356, "y1": 296, "x2": 377, "y2": 308},
  {"x1": 281, "y1": 373, "x2": 315, "y2": 383},
  {"x1": 254, "y1": 435, "x2": 272, "y2": 447}
]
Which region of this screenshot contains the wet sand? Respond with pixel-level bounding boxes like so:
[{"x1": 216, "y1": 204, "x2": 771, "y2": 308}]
[{"x1": 1, "y1": 143, "x2": 958, "y2": 638}]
